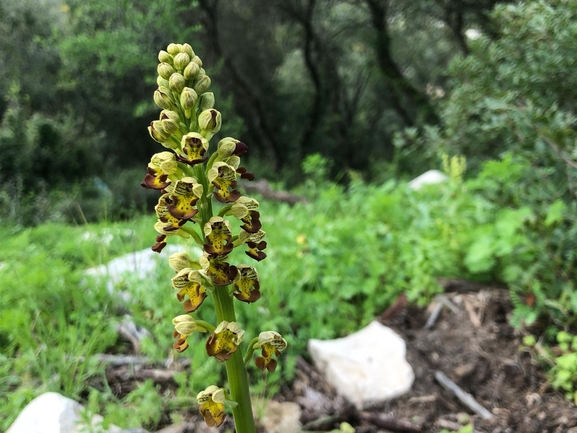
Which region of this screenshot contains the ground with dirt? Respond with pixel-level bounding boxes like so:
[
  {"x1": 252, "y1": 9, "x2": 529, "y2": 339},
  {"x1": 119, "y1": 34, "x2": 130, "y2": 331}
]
[
  {"x1": 289, "y1": 287, "x2": 577, "y2": 433},
  {"x1": 104, "y1": 286, "x2": 577, "y2": 433}
]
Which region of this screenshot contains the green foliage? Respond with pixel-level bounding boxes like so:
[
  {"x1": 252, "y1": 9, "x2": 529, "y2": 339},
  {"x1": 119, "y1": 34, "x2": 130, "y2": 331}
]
[
  {"x1": 462, "y1": 155, "x2": 577, "y2": 328},
  {"x1": 550, "y1": 331, "x2": 577, "y2": 403},
  {"x1": 409, "y1": 0, "x2": 577, "y2": 189},
  {"x1": 1, "y1": 151, "x2": 576, "y2": 426}
]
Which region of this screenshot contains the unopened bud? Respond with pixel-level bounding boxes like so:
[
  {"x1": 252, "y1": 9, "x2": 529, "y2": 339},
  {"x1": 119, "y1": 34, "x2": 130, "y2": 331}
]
[
  {"x1": 194, "y1": 74, "x2": 211, "y2": 94},
  {"x1": 167, "y1": 43, "x2": 180, "y2": 55},
  {"x1": 183, "y1": 62, "x2": 200, "y2": 81},
  {"x1": 157, "y1": 62, "x2": 175, "y2": 80},
  {"x1": 160, "y1": 110, "x2": 180, "y2": 134},
  {"x1": 169, "y1": 252, "x2": 198, "y2": 272},
  {"x1": 180, "y1": 87, "x2": 198, "y2": 111},
  {"x1": 154, "y1": 88, "x2": 174, "y2": 110},
  {"x1": 158, "y1": 50, "x2": 172, "y2": 64},
  {"x1": 192, "y1": 55, "x2": 203, "y2": 67},
  {"x1": 172, "y1": 314, "x2": 197, "y2": 336},
  {"x1": 182, "y1": 43, "x2": 195, "y2": 58},
  {"x1": 198, "y1": 109, "x2": 222, "y2": 133},
  {"x1": 169, "y1": 73, "x2": 186, "y2": 93},
  {"x1": 174, "y1": 52, "x2": 191, "y2": 70},
  {"x1": 217, "y1": 137, "x2": 238, "y2": 158},
  {"x1": 148, "y1": 120, "x2": 169, "y2": 143},
  {"x1": 199, "y1": 92, "x2": 215, "y2": 111},
  {"x1": 157, "y1": 76, "x2": 169, "y2": 88}
]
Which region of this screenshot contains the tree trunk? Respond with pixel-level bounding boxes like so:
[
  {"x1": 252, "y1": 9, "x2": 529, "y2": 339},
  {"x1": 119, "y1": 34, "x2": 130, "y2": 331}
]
[
  {"x1": 197, "y1": 0, "x2": 282, "y2": 169},
  {"x1": 365, "y1": 0, "x2": 439, "y2": 126}
]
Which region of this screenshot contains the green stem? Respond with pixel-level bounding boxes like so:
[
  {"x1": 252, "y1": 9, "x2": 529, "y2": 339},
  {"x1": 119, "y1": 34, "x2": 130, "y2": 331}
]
[
  {"x1": 243, "y1": 337, "x2": 259, "y2": 366},
  {"x1": 195, "y1": 319, "x2": 215, "y2": 333},
  {"x1": 179, "y1": 225, "x2": 203, "y2": 246},
  {"x1": 213, "y1": 286, "x2": 256, "y2": 433}
]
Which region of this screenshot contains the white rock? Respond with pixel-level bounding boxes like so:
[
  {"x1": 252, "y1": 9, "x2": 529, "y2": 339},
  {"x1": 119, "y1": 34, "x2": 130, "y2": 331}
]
[
  {"x1": 308, "y1": 321, "x2": 414, "y2": 409},
  {"x1": 258, "y1": 401, "x2": 301, "y2": 433},
  {"x1": 7, "y1": 392, "x2": 122, "y2": 433},
  {"x1": 408, "y1": 169, "x2": 448, "y2": 190}
]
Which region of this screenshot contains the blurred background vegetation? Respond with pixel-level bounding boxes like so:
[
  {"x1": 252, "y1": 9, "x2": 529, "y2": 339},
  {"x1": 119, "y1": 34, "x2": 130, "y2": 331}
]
[
  {"x1": 1, "y1": 0, "x2": 545, "y2": 224},
  {"x1": 1, "y1": 0, "x2": 577, "y2": 430}
]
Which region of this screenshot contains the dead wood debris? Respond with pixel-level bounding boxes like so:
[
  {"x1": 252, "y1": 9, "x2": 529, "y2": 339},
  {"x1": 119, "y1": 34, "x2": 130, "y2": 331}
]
[
  {"x1": 241, "y1": 179, "x2": 308, "y2": 205},
  {"x1": 434, "y1": 370, "x2": 493, "y2": 420}
]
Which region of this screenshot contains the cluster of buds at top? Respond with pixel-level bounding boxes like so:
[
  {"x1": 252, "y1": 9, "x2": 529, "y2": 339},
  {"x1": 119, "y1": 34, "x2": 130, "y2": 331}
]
[{"x1": 144, "y1": 43, "x2": 286, "y2": 429}]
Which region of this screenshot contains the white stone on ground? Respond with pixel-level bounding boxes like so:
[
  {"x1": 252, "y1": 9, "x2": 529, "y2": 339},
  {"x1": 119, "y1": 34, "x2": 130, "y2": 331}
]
[
  {"x1": 7, "y1": 392, "x2": 122, "y2": 433},
  {"x1": 408, "y1": 169, "x2": 448, "y2": 190},
  {"x1": 308, "y1": 321, "x2": 414, "y2": 409},
  {"x1": 258, "y1": 401, "x2": 301, "y2": 433}
]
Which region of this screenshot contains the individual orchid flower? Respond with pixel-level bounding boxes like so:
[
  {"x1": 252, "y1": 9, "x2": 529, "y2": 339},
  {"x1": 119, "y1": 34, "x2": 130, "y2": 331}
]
[
  {"x1": 199, "y1": 252, "x2": 238, "y2": 286},
  {"x1": 203, "y1": 216, "x2": 234, "y2": 255},
  {"x1": 179, "y1": 132, "x2": 208, "y2": 165},
  {"x1": 232, "y1": 265, "x2": 261, "y2": 303},
  {"x1": 238, "y1": 229, "x2": 267, "y2": 261},
  {"x1": 166, "y1": 177, "x2": 203, "y2": 221},
  {"x1": 141, "y1": 151, "x2": 178, "y2": 190},
  {"x1": 155, "y1": 194, "x2": 186, "y2": 232},
  {"x1": 172, "y1": 269, "x2": 208, "y2": 312},
  {"x1": 206, "y1": 321, "x2": 245, "y2": 362},
  {"x1": 197, "y1": 385, "x2": 226, "y2": 427},
  {"x1": 231, "y1": 197, "x2": 262, "y2": 233},
  {"x1": 254, "y1": 331, "x2": 287, "y2": 372},
  {"x1": 207, "y1": 161, "x2": 241, "y2": 203}
]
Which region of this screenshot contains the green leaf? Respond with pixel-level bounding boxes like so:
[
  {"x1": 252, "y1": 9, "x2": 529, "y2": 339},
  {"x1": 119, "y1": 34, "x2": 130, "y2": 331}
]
[{"x1": 545, "y1": 200, "x2": 567, "y2": 227}]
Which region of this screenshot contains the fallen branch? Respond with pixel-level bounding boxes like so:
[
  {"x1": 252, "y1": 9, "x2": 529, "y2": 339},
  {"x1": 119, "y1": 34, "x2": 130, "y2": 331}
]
[
  {"x1": 434, "y1": 370, "x2": 493, "y2": 420},
  {"x1": 424, "y1": 302, "x2": 443, "y2": 330},
  {"x1": 361, "y1": 412, "x2": 423, "y2": 432},
  {"x1": 107, "y1": 366, "x2": 177, "y2": 384},
  {"x1": 241, "y1": 179, "x2": 308, "y2": 205}
]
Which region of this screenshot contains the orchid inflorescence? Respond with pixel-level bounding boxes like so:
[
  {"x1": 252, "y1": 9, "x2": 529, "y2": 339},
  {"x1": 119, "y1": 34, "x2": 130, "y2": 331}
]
[{"x1": 142, "y1": 43, "x2": 287, "y2": 431}]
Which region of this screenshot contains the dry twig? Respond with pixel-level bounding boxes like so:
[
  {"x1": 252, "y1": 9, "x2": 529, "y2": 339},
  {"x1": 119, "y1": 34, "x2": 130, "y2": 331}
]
[{"x1": 435, "y1": 370, "x2": 493, "y2": 420}]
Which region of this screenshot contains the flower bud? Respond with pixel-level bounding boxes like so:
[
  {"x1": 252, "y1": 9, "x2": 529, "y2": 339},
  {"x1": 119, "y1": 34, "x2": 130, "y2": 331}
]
[
  {"x1": 150, "y1": 151, "x2": 178, "y2": 174},
  {"x1": 198, "y1": 109, "x2": 222, "y2": 133},
  {"x1": 173, "y1": 52, "x2": 191, "y2": 70},
  {"x1": 183, "y1": 61, "x2": 200, "y2": 81},
  {"x1": 217, "y1": 137, "x2": 240, "y2": 158},
  {"x1": 154, "y1": 88, "x2": 174, "y2": 110},
  {"x1": 157, "y1": 62, "x2": 175, "y2": 80},
  {"x1": 182, "y1": 43, "x2": 195, "y2": 58},
  {"x1": 199, "y1": 92, "x2": 215, "y2": 111},
  {"x1": 169, "y1": 73, "x2": 186, "y2": 93},
  {"x1": 167, "y1": 43, "x2": 180, "y2": 55},
  {"x1": 172, "y1": 314, "x2": 197, "y2": 336},
  {"x1": 148, "y1": 120, "x2": 169, "y2": 143},
  {"x1": 192, "y1": 55, "x2": 203, "y2": 67},
  {"x1": 158, "y1": 50, "x2": 172, "y2": 64},
  {"x1": 157, "y1": 76, "x2": 169, "y2": 88},
  {"x1": 160, "y1": 111, "x2": 180, "y2": 135},
  {"x1": 194, "y1": 74, "x2": 211, "y2": 94},
  {"x1": 169, "y1": 252, "x2": 199, "y2": 272},
  {"x1": 180, "y1": 87, "x2": 198, "y2": 111}
]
